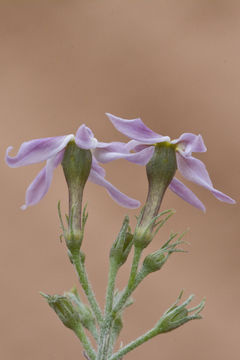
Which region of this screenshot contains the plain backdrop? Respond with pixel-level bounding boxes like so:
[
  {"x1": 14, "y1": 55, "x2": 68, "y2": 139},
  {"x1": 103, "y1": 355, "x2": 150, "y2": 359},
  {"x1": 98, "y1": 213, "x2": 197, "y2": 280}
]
[{"x1": 0, "y1": 1, "x2": 239, "y2": 359}]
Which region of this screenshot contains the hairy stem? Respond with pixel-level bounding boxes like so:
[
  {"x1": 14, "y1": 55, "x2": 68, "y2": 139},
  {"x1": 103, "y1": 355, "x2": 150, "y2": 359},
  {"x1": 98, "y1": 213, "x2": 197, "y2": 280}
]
[
  {"x1": 112, "y1": 246, "x2": 142, "y2": 316},
  {"x1": 110, "y1": 326, "x2": 159, "y2": 360},
  {"x1": 72, "y1": 253, "x2": 103, "y2": 326},
  {"x1": 96, "y1": 260, "x2": 119, "y2": 360},
  {"x1": 74, "y1": 324, "x2": 97, "y2": 360}
]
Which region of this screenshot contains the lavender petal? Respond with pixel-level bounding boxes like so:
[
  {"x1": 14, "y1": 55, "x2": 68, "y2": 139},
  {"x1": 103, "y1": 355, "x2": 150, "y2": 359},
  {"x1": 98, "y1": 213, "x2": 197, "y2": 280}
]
[
  {"x1": 176, "y1": 153, "x2": 213, "y2": 187},
  {"x1": 173, "y1": 133, "x2": 207, "y2": 155},
  {"x1": 6, "y1": 134, "x2": 74, "y2": 167},
  {"x1": 106, "y1": 113, "x2": 170, "y2": 144},
  {"x1": 91, "y1": 156, "x2": 106, "y2": 177},
  {"x1": 88, "y1": 163, "x2": 140, "y2": 208},
  {"x1": 176, "y1": 153, "x2": 236, "y2": 204},
  {"x1": 21, "y1": 151, "x2": 64, "y2": 209},
  {"x1": 94, "y1": 145, "x2": 154, "y2": 165},
  {"x1": 169, "y1": 177, "x2": 206, "y2": 212},
  {"x1": 210, "y1": 188, "x2": 236, "y2": 204},
  {"x1": 75, "y1": 125, "x2": 98, "y2": 149}
]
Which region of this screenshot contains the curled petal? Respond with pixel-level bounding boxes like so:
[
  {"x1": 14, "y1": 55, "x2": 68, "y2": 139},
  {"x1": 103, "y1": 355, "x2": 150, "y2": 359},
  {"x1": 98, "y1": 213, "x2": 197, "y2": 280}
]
[
  {"x1": 94, "y1": 145, "x2": 154, "y2": 165},
  {"x1": 6, "y1": 135, "x2": 74, "y2": 167},
  {"x1": 106, "y1": 113, "x2": 170, "y2": 144},
  {"x1": 173, "y1": 133, "x2": 207, "y2": 155},
  {"x1": 169, "y1": 177, "x2": 206, "y2": 212},
  {"x1": 89, "y1": 161, "x2": 140, "y2": 208},
  {"x1": 75, "y1": 125, "x2": 98, "y2": 149},
  {"x1": 21, "y1": 151, "x2": 64, "y2": 210},
  {"x1": 176, "y1": 153, "x2": 236, "y2": 204}
]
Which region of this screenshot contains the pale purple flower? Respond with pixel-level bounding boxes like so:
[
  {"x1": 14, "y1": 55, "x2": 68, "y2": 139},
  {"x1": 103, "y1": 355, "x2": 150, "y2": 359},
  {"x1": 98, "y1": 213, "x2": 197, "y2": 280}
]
[
  {"x1": 103, "y1": 113, "x2": 236, "y2": 212},
  {"x1": 5, "y1": 125, "x2": 140, "y2": 210}
]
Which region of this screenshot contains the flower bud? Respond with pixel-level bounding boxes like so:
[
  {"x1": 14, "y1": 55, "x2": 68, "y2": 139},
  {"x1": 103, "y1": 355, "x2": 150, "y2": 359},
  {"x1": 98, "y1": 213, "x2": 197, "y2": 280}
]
[
  {"x1": 135, "y1": 143, "x2": 177, "y2": 248},
  {"x1": 155, "y1": 292, "x2": 205, "y2": 334},
  {"x1": 141, "y1": 231, "x2": 187, "y2": 274},
  {"x1": 41, "y1": 293, "x2": 80, "y2": 330},
  {"x1": 110, "y1": 216, "x2": 133, "y2": 267},
  {"x1": 61, "y1": 141, "x2": 92, "y2": 253},
  {"x1": 64, "y1": 287, "x2": 96, "y2": 334},
  {"x1": 142, "y1": 250, "x2": 166, "y2": 274}
]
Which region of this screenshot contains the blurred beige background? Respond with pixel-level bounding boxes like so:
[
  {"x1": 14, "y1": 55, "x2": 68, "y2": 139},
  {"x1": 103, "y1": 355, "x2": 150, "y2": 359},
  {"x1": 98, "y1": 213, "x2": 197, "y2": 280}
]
[{"x1": 0, "y1": 1, "x2": 239, "y2": 359}]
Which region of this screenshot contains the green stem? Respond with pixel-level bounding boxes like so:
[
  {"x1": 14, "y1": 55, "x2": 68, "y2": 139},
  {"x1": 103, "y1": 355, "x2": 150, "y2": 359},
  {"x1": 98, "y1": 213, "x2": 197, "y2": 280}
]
[
  {"x1": 73, "y1": 253, "x2": 103, "y2": 326},
  {"x1": 96, "y1": 260, "x2": 119, "y2": 360},
  {"x1": 105, "y1": 260, "x2": 119, "y2": 315},
  {"x1": 112, "y1": 246, "x2": 142, "y2": 315},
  {"x1": 110, "y1": 326, "x2": 159, "y2": 360},
  {"x1": 89, "y1": 325, "x2": 99, "y2": 343},
  {"x1": 74, "y1": 323, "x2": 97, "y2": 360},
  {"x1": 128, "y1": 246, "x2": 142, "y2": 288}
]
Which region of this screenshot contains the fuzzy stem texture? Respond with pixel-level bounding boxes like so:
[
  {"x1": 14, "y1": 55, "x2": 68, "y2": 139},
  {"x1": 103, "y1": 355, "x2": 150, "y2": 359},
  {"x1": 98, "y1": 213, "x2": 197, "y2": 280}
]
[
  {"x1": 72, "y1": 252, "x2": 103, "y2": 325},
  {"x1": 74, "y1": 323, "x2": 97, "y2": 360},
  {"x1": 96, "y1": 260, "x2": 119, "y2": 360}
]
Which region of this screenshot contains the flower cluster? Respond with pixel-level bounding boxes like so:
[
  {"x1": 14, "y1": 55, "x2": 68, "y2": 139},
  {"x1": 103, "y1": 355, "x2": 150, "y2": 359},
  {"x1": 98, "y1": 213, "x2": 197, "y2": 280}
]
[
  {"x1": 6, "y1": 114, "x2": 235, "y2": 211},
  {"x1": 5, "y1": 114, "x2": 236, "y2": 360}
]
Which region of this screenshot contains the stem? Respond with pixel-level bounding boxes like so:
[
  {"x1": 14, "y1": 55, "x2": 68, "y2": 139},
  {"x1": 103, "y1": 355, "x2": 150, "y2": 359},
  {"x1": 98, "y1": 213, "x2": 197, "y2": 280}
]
[
  {"x1": 110, "y1": 326, "x2": 159, "y2": 360},
  {"x1": 73, "y1": 253, "x2": 103, "y2": 326},
  {"x1": 128, "y1": 246, "x2": 142, "y2": 288},
  {"x1": 74, "y1": 324, "x2": 97, "y2": 360},
  {"x1": 89, "y1": 325, "x2": 99, "y2": 343},
  {"x1": 96, "y1": 260, "x2": 119, "y2": 360},
  {"x1": 105, "y1": 260, "x2": 119, "y2": 315},
  {"x1": 112, "y1": 246, "x2": 142, "y2": 315}
]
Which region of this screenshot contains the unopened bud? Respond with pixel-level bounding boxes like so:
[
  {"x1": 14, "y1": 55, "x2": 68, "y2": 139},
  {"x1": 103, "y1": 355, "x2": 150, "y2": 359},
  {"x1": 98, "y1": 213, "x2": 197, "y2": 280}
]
[
  {"x1": 142, "y1": 250, "x2": 166, "y2": 273},
  {"x1": 155, "y1": 292, "x2": 205, "y2": 334},
  {"x1": 65, "y1": 287, "x2": 96, "y2": 333},
  {"x1": 110, "y1": 216, "x2": 133, "y2": 267},
  {"x1": 41, "y1": 293, "x2": 80, "y2": 330}
]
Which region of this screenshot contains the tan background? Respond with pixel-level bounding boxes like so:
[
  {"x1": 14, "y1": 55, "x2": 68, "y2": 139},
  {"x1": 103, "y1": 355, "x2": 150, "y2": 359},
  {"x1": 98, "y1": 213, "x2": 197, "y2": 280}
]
[{"x1": 0, "y1": 1, "x2": 239, "y2": 359}]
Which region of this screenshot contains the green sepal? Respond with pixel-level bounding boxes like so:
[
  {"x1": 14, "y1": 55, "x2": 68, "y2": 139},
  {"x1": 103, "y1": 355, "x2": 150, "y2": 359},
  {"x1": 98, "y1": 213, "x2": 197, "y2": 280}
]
[
  {"x1": 64, "y1": 287, "x2": 97, "y2": 339},
  {"x1": 155, "y1": 291, "x2": 205, "y2": 333},
  {"x1": 134, "y1": 209, "x2": 175, "y2": 249},
  {"x1": 110, "y1": 216, "x2": 134, "y2": 267},
  {"x1": 141, "y1": 230, "x2": 188, "y2": 274},
  {"x1": 40, "y1": 292, "x2": 80, "y2": 330}
]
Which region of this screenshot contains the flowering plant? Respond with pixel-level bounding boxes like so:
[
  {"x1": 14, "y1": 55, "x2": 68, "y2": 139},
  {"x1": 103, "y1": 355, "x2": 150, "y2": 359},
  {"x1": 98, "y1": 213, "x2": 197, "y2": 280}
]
[{"x1": 6, "y1": 114, "x2": 235, "y2": 360}]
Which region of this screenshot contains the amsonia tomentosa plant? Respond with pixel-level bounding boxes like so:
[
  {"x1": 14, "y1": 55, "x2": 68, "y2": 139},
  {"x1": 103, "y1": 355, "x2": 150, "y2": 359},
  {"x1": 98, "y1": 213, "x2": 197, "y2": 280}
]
[{"x1": 5, "y1": 114, "x2": 235, "y2": 360}]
